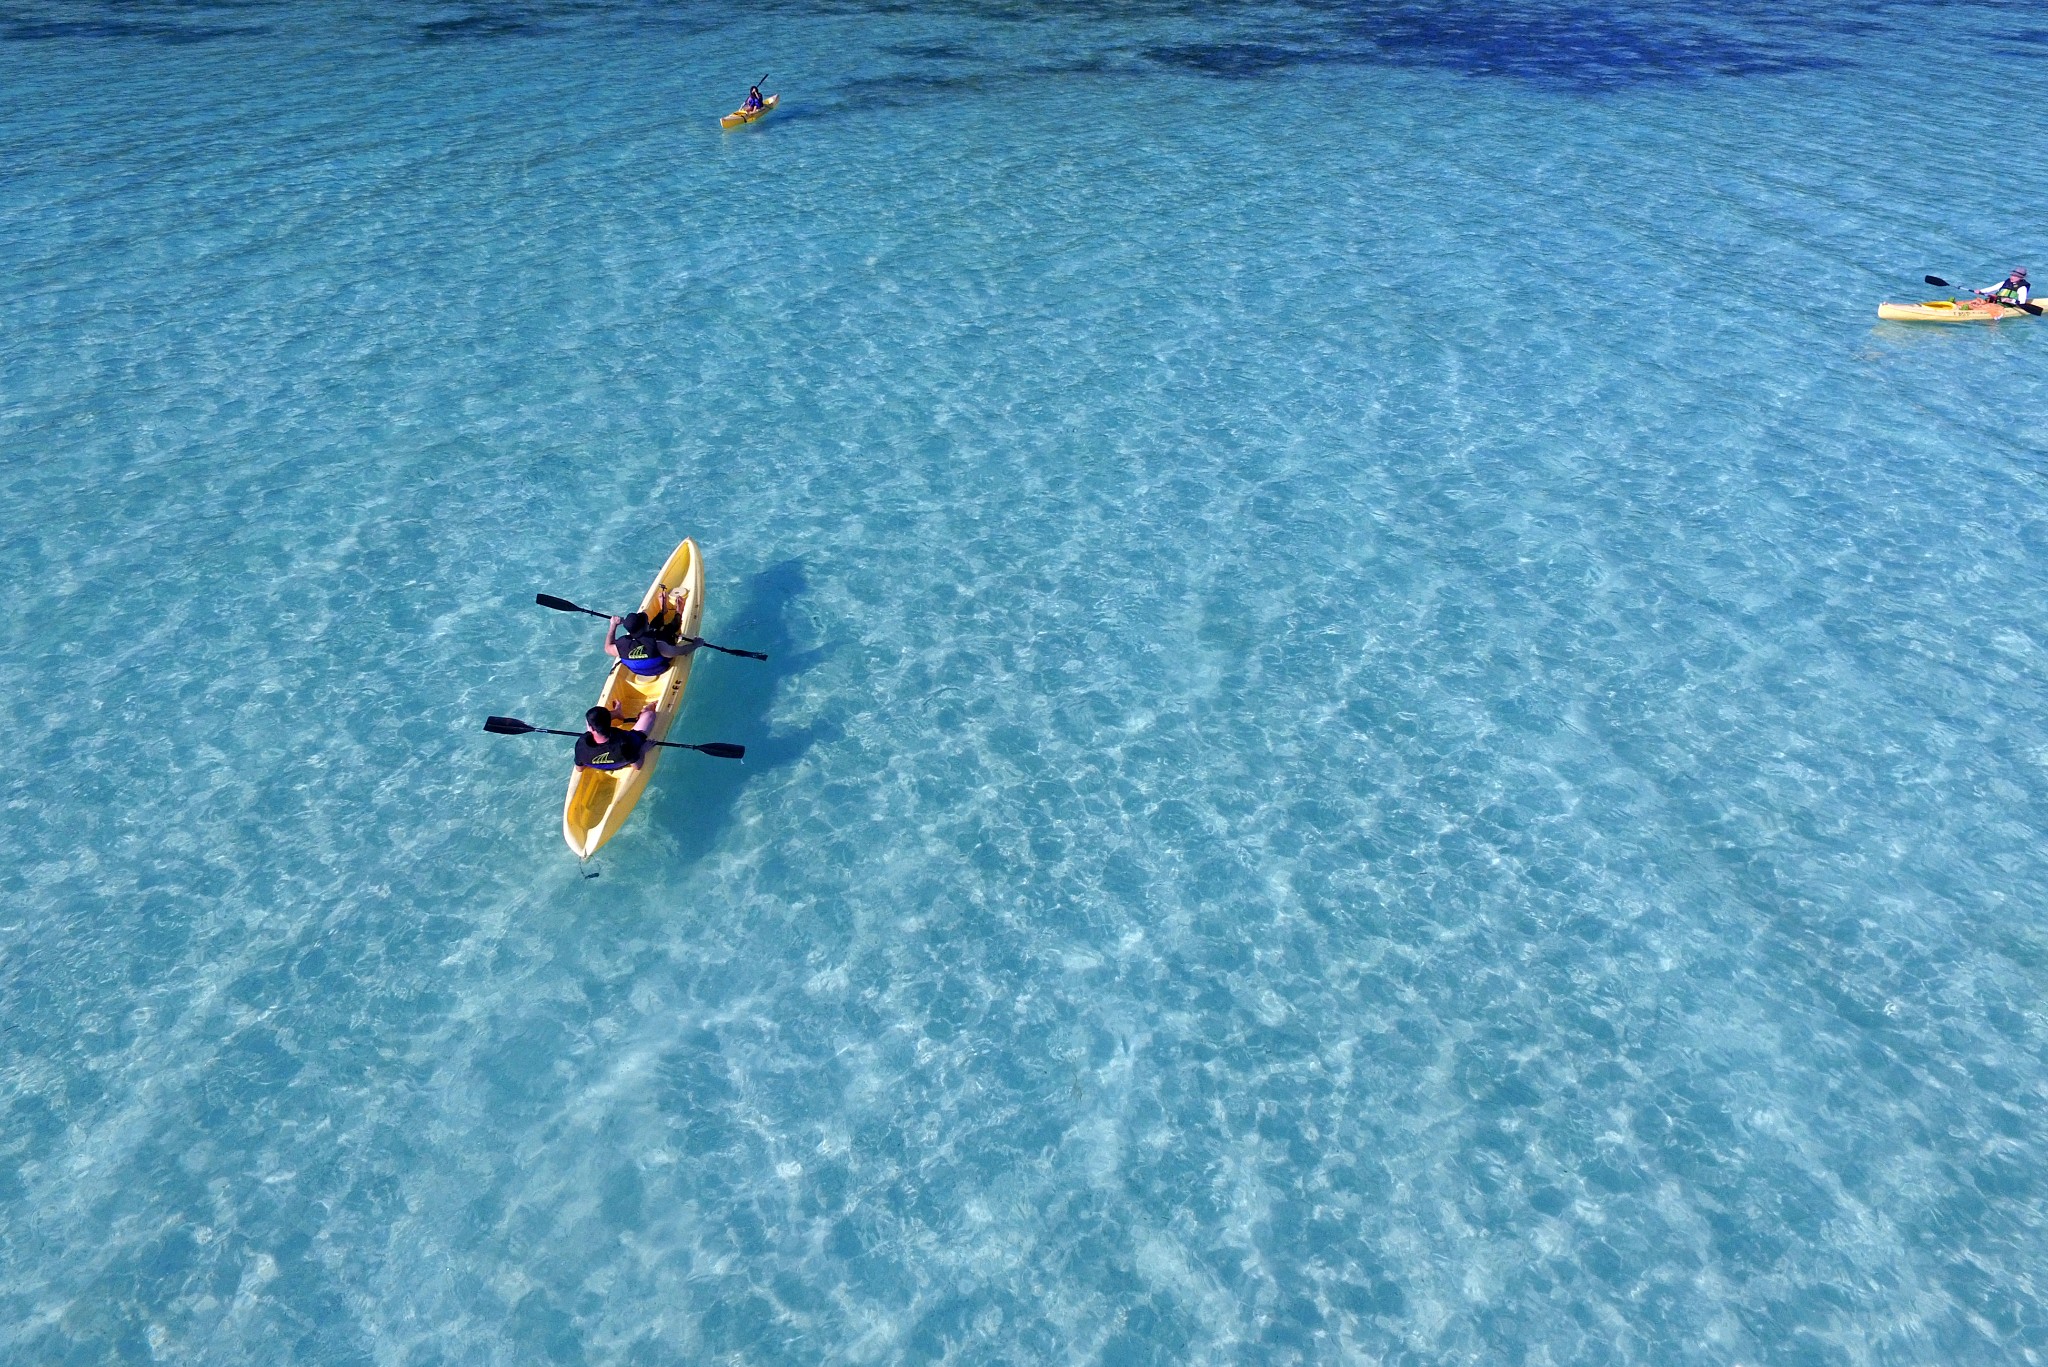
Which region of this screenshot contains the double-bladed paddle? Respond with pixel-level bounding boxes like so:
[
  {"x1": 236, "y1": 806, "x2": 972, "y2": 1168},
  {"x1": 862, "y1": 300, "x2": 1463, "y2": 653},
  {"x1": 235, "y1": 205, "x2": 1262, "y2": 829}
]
[
  {"x1": 534, "y1": 593, "x2": 770, "y2": 660},
  {"x1": 484, "y1": 715, "x2": 746, "y2": 759},
  {"x1": 1925, "y1": 274, "x2": 2042, "y2": 315}
]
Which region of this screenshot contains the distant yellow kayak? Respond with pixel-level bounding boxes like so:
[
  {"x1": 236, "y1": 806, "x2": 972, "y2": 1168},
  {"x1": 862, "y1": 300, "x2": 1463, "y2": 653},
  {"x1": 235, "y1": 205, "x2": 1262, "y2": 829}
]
[
  {"x1": 720, "y1": 93, "x2": 778, "y2": 129},
  {"x1": 1877, "y1": 298, "x2": 2034, "y2": 323},
  {"x1": 562, "y1": 538, "x2": 704, "y2": 859}
]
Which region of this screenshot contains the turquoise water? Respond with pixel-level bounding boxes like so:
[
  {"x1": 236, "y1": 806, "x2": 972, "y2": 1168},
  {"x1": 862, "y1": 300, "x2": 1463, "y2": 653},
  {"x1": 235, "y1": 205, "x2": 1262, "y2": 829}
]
[{"x1": 6, "y1": 2, "x2": 2048, "y2": 1362}]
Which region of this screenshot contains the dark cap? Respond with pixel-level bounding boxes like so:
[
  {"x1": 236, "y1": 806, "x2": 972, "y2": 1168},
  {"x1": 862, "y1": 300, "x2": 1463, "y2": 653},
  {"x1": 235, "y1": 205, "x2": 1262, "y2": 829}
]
[{"x1": 623, "y1": 611, "x2": 650, "y2": 635}]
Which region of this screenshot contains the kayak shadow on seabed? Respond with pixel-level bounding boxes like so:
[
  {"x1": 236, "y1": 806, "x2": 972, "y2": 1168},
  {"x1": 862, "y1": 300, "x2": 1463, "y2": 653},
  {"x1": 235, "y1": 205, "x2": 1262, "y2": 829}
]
[{"x1": 649, "y1": 557, "x2": 834, "y2": 865}]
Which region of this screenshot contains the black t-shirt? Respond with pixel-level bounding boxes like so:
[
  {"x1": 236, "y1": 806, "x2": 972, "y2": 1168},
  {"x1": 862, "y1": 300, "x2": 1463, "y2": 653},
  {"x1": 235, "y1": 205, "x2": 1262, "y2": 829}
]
[{"x1": 574, "y1": 729, "x2": 647, "y2": 770}]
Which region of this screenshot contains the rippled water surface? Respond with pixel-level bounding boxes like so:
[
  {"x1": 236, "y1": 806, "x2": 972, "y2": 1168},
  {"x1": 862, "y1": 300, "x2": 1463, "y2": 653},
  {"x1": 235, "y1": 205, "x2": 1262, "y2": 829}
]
[{"x1": 5, "y1": 2, "x2": 2048, "y2": 1362}]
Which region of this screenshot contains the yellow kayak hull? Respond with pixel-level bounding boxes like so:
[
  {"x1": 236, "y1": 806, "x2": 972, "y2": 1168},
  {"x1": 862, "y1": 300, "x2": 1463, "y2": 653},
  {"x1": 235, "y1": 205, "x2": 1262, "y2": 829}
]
[
  {"x1": 1877, "y1": 298, "x2": 2033, "y2": 323},
  {"x1": 561, "y1": 537, "x2": 705, "y2": 859},
  {"x1": 719, "y1": 93, "x2": 778, "y2": 129}
]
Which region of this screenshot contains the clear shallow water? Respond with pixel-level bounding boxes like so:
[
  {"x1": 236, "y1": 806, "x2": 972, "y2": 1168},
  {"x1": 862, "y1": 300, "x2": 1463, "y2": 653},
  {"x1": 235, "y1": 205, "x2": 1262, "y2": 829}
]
[{"x1": 5, "y1": 2, "x2": 2048, "y2": 1362}]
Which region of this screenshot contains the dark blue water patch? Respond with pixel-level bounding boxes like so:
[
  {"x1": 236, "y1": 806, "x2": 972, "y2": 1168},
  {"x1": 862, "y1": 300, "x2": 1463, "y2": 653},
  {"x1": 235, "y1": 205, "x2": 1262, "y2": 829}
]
[
  {"x1": 834, "y1": 70, "x2": 992, "y2": 107},
  {"x1": 1348, "y1": 0, "x2": 1871, "y2": 87},
  {"x1": 414, "y1": 11, "x2": 549, "y2": 43},
  {"x1": 883, "y1": 40, "x2": 975, "y2": 60},
  {"x1": 1143, "y1": 0, "x2": 1878, "y2": 91},
  {"x1": 816, "y1": 59, "x2": 1133, "y2": 116},
  {"x1": 734, "y1": 0, "x2": 1917, "y2": 97},
  {"x1": 0, "y1": 0, "x2": 649, "y2": 47},
  {"x1": 0, "y1": 0, "x2": 278, "y2": 41},
  {"x1": 1151, "y1": 38, "x2": 1312, "y2": 77},
  {"x1": 818, "y1": 48, "x2": 1138, "y2": 113},
  {"x1": 733, "y1": 0, "x2": 1938, "y2": 91},
  {"x1": 408, "y1": 0, "x2": 715, "y2": 44},
  {"x1": 0, "y1": 15, "x2": 267, "y2": 42}
]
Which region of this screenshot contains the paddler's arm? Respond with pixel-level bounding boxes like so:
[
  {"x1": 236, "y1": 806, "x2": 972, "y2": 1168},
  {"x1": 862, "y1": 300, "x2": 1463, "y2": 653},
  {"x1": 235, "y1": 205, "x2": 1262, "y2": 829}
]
[
  {"x1": 604, "y1": 615, "x2": 625, "y2": 660},
  {"x1": 627, "y1": 704, "x2": 657, "y2": 767}
]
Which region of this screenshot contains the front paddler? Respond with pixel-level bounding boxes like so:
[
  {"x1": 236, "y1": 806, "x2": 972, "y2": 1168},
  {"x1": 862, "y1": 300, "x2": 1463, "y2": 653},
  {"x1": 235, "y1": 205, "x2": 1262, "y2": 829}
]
[
  {"x1": 1975, "y1": 268, "x2": 2030, "y2": 308},
  {"x1": 606, "y1": 605, "x2": 698, "y2": 677}
]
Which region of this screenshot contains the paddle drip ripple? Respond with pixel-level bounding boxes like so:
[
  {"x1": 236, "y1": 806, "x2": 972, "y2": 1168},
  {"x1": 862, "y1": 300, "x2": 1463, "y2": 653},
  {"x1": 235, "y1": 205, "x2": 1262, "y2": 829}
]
[{"x1": 4, "y1": 3, "x2": 2047, "y2": 1363}]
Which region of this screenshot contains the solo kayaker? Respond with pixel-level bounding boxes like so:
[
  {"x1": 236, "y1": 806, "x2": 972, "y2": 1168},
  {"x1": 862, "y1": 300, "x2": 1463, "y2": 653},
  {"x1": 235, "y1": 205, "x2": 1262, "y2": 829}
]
[
  {"x1": 742, "y1": 86, "x2": 765, "y2": 113},
  {"x1": 575, "y1": 704, "x2": 657, "y2": 771},
  {"x1": 607, "y1": 610, "x2": 696, "y2": 677},
  {"x1": 1976, "y1": 268, "x2": 2030, "y2": 307}
]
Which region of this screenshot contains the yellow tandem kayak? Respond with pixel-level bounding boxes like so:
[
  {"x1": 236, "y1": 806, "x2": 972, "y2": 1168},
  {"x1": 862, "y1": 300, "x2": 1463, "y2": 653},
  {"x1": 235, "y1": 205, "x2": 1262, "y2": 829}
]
[
  {"x1": 562, "y1": 537, "x2": 705, "y2": 860},
  {"x1": 719, "y1": 93, "x2": 778, "y2": 129},
  {"x1": 1877, "y1": 298, "x2": 2036, "y2": 323}
]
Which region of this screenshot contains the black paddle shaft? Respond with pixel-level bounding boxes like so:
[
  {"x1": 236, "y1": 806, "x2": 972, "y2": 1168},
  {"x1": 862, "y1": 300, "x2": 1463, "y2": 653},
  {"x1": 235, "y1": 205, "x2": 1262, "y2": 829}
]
[
  {"x1": 534, "y1": 593, "x2": 769, "y2": 660},
  {"x1": 483, "y1": 716, "x2": 745, "y2": 759},
  {"x1": 535, "y1": 593, "x2": 608, "y2": 620}
]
